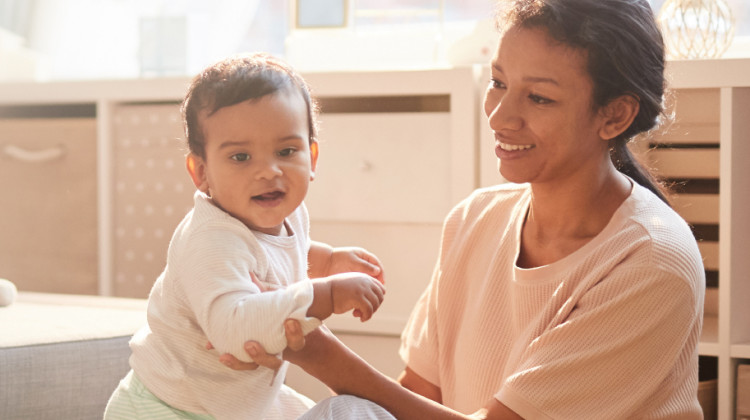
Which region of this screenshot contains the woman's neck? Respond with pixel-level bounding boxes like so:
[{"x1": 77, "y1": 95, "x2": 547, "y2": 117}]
[{"x1": 518, "y1": 167, "x2": 631, "y2": 268}]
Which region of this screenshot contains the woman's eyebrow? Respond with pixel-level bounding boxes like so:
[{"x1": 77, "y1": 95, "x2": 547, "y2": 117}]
[
  {"x1": 492, "y1": 64, "x2": 559, "y2": 86},
  {"x1": 523, "y1": 76, "x2": 559, "y2": 86}
]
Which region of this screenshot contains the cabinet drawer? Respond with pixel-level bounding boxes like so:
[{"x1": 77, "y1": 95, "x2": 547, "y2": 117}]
[
  {"x1": 0, "y1": 118, "x2": 98, "y2": 294},
  {"x1": 306, "y1": 112, "x2": 452, "y2": 224}
]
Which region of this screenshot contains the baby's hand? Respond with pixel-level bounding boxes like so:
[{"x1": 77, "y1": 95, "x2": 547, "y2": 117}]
[
  {"x1": 328, "y1": 273, "x2": 386, "y2": 322},
  {"x1": 329, "y1": 247, "x2": 385, "y2": 283}
]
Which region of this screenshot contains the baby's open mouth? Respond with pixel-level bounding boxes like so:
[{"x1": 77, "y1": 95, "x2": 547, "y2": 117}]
[{"x1": 252, "y1": 191, "x2": 285, "y2": 202}]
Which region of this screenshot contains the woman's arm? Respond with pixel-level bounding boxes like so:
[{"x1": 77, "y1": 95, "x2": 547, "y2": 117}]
[
  {"x1": 395, "y1": 369, "x2": 519, "y2": 420},
  {"x1": 397, "y1": 366, "x2": 442, "y2": 404},
  {"x1": 219, "y1": 324, "x2": 523, "y2": 419},
  {"x1": 286, "y1": 326, "x2": 469, "y2": 419},
  {"x1": 271, "y1": 324, "x2": 521, "y2": 420}
]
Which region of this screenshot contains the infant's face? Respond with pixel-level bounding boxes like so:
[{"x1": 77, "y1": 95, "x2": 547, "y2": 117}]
[{"x1": 197, "y1": 88, "x2": 316, "y2": 235}]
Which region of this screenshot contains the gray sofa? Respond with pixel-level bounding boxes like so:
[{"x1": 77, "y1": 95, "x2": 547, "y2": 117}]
[{"x1": 0, "y1": 292, "x2": 147, "y2": 419}]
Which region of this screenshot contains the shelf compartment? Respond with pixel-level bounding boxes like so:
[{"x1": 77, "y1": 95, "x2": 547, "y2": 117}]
[
  {"x1": 700, "y1": 314, "x2": 719, "y2": 356},
  {"x1": 732, "y1": 344, "x2": 750, "y2": 359}
]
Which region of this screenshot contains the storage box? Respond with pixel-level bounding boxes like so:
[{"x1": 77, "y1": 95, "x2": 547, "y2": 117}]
[
  {"x1": 738, "y1": 364, "x2": 750, "y2": 420},
  {"x1": 698, "y1": 379, "x2": 717, "y2": 420}
]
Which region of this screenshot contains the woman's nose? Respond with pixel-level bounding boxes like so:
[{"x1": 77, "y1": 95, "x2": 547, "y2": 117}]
[{"x1": 485, "y1": 92, "x2": 523, "y2": 132}]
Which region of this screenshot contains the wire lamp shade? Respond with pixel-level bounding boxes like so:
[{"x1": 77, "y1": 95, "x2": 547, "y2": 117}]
[{"x1": 658, "y1": 0, "x2": 735, "y2": 59}]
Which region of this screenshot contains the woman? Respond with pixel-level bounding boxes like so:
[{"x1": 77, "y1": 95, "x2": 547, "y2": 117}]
[{"x1": 225, "y1": 0, "x2": 705, "y2": 418}]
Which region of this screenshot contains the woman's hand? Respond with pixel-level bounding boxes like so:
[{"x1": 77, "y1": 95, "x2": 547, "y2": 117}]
[
  {"x1": 215, "y1": 323, "x2": 523, "y2": 420},
  {"x1": 218, "y1": 319, "x2": 306, "y2": 371}
]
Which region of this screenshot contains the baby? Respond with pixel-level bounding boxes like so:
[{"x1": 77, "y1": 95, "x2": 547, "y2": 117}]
[{"x1": 104, "y1": 53, "x2": 385, "y2": 420}]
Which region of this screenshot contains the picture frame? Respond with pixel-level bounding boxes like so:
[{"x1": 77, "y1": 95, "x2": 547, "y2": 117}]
[{"x1": 295, "y1": 0, "x2": 348, "y2": 29}]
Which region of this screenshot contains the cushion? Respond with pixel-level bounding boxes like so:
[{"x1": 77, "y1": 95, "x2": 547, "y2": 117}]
[{"x1": 0, "y1": 292, "x2": 147, "y2": 420}]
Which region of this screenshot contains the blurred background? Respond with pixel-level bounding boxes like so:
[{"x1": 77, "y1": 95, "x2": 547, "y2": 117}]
[{"x1": 1, "y1": 0, "x2": 748, "y2": 82}]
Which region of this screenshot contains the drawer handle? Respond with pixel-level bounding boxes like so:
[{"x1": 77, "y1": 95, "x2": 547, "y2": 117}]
[{"x1": 2, "y1": 144, "x2": 66, "y2": 163}]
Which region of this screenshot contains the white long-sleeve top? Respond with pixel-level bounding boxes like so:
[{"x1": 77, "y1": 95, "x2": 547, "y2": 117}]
[
  {"x1": 400, "y1": 181, "x2": 705, "y2": 419},
  {"x1": 130, "y1": 191, "x2": 321, "y2": 419}
]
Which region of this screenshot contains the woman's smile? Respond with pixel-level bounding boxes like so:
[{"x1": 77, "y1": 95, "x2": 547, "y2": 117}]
[
  {"x1": 495, "y1": 140, "x2": 536, "y2": 161},
  {"x1": 497, "y1": 141, "x2": 535, "y2": 152}
]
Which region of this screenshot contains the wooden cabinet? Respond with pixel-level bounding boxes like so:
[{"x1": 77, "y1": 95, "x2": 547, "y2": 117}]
[
  {"x1": 0, "y1": 113, "x2": 98, "y2": 294},
  {"x1": 0, "y1": 79, "x2": 192, "y2": 297}
]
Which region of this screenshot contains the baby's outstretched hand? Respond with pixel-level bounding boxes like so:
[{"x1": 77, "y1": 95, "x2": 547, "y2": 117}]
[
  {"x1": 329, "y1": 247, "x2": 385, "y2": 284},
  {"x1": 329, "y1": 273, "x2": 386, "y2": 322}
]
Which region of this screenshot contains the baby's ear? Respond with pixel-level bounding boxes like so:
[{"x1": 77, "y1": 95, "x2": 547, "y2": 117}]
[
  {"x1": 186, "y1": 153, "x2": 209, "y2": 193},
  {"x1": 309, "y1": 140, "x2": 319, "y2": 181}
]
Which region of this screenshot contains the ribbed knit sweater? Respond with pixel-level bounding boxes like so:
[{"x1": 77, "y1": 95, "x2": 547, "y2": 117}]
[
  {"x1": 400, "y1": 182, "x2": 705, "y2": 419},
  {"x1": 129, "y1": 191, "x2": 321, "y2": 419}
]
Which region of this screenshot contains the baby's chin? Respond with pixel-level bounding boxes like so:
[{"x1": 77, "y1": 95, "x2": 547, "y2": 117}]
[{"x1": 242, "y1": 218, "x2": 287, "y2": 236}]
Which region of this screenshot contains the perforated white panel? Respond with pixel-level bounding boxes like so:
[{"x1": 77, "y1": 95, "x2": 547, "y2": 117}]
[{"x1": 110, "y1": 104, "x2": 194, "y2": 298}]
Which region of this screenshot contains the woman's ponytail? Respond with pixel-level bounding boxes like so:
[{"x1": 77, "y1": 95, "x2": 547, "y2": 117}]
[{"x1": 610, "y1": 140, "x2": 671, "y2": 206}]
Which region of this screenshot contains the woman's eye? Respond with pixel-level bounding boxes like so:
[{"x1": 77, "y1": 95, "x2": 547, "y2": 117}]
[
  {"x1": 231, "y1": 153, "x2": 250, "y2": 162},
  {"x1": 529, "y1": 94, "x2": 553, "y2": 105},
  {"x1": 489, "y1": 79, "x2": 506, "y2": 90},
  {"x1": 278, "y1": 148, "x2": 296, "y2": 157}
]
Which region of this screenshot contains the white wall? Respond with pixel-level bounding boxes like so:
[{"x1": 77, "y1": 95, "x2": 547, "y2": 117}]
[{"x1": 26, "y1": 0, "x2": 262, "y2": 80}]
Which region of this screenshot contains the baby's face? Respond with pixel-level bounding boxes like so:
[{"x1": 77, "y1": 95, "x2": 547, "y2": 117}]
[{"x1": 196, "y1": 88, "x2": 316, "y2": 235}]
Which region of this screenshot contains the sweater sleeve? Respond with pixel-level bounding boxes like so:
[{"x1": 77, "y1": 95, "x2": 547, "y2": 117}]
[
  {"x1": 498, "y1": 266, "x2": 701, "y2": 419},
  {"x1": 399, "y1": 271, "x2": 441, "y2": 386},
  {"x1": 176, "y1": 226, "x2": 321, "y2": 363}
]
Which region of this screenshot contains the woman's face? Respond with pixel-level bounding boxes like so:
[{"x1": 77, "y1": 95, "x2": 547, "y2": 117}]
[{"x1": 484, "y1": 25, "x2": 611, "y2": 186}]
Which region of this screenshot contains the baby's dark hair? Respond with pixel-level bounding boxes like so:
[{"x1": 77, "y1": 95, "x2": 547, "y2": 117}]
[
  {"x1": 499, "y1": 0, "x2": 671, "y2": 204},
  {"x1": 181, "y1": 53, "x2": 319, "y2": 159}
]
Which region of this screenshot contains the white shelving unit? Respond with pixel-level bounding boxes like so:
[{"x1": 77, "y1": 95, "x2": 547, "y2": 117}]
[
  {"x1": 666, "y1": 58, "x2": 750, "y2": 420},
  {"x1": 0, "y1": 68, "x2": 478, "y2": 315}
]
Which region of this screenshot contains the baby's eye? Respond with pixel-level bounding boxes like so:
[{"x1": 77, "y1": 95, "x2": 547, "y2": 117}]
[
  {"x1": 231, "y1": 153, "x2": 250, "y2": 162},
  {"x1": 278, "y1": 148, "x2": 297, "y2": 157},
  {"x1": 529, "y1": 94, "x2": 553, "y2": 105}
]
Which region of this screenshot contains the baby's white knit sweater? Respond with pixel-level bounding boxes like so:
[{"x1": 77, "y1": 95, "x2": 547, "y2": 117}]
[{"x1": 130, "y1": 191, "x2": 321, "y2": 419}]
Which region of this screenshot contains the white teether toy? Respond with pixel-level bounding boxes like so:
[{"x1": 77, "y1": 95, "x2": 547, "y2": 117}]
[{"x1": 0, "y1": 278, "x2": 18, "y2": 306}]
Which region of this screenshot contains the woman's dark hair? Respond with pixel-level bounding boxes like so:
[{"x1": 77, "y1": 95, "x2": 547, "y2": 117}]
[
  {"x1": 182, "y1": 53, "x2": 319, "y2": 159},
  {"x1": 499, "y1": 0, "x2": 671, "y2": 204}
]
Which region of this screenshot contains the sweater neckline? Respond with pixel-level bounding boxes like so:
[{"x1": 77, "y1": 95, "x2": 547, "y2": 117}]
[{"x1": 512, "y1": 180, "x2": 638, "y2": 283}]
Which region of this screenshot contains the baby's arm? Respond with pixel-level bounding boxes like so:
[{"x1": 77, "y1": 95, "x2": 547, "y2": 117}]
[
  {"x1": 306, "y1": 272, "x2": 386, "y2": 322},
  {"x1": 308, "y1": 241, "x2": 385, "y2": 283}
]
